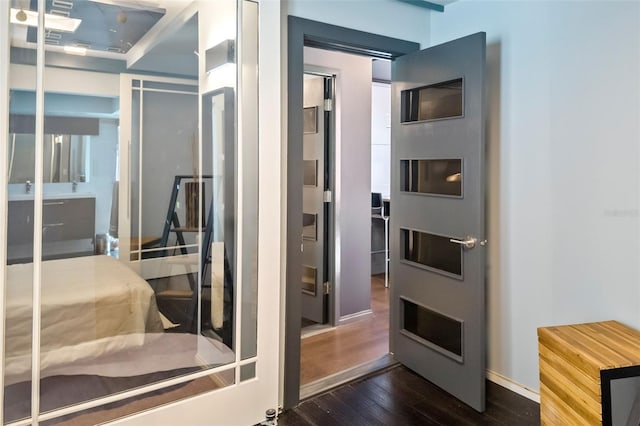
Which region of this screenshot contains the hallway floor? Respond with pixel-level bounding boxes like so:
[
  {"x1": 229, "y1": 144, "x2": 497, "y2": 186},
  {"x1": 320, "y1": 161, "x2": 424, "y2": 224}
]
[{"x1": 300, "y1": 275, "x2": 389, "y2": 385}]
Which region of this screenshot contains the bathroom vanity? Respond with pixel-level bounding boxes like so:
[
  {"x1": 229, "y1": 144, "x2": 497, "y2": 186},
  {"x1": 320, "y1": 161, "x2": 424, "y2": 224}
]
[{"x1": 7, "y1": 194, "x2": 96, "y2": 264}]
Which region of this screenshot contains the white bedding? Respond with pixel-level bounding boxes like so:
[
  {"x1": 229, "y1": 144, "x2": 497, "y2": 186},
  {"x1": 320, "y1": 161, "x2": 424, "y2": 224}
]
[{"x1": 5, "y1": 255, "x2": 164, "y2": 382}]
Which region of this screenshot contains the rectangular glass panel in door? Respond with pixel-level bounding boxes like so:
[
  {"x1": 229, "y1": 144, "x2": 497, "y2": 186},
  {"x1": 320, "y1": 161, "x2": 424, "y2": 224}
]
[
  {"x1": 400, "y1": 159, "x2": 462, "y2": 196},
  {"x1": 202, "y1": 87, "x2": 236, "y2": 349},
  {"x1": 129, "y1": 86, "x2": 141, "y2": 260},
  {"x1": 301, "y1": 266, "x2": 317, "y2": 295},
  {"x1": 24, "y1": 6, "x2": 234, "y2": 422},
  {"x1": 239, "y1": 0, "x2": 259, "y2": 360},
  {"x1": 400, "y1": 298, "x2": 463, "y2": 360},
  {"x1": 4, "y1": 9, "x2": 38, "y2": 420},
  {"x1": 303, "y1": 213, "x2": 317, "y2": 240},
  {"x1": 303, "y1": 160, "x2": 317, "y2": 186},
  {"x1": 38, "y1": 17, "x2": 198, "y2": 418},
  {"x1": 400, "y1": 78, "x2": 463, "y2": 122},
  {"x1": 400, "y1": 228, "x2": 462, "y2": 277},
  {"x1": 303, "y1": 106, "x2": 318, "y2": 134},
  {"x1": 137, "y1": 86, "x2": 201, "y2": 261}
]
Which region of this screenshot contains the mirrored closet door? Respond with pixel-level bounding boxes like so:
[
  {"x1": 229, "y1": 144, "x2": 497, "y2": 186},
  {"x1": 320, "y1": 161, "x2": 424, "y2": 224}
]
[{"x1": 2, "y1": 1, "x2": 270, "y2": 425}]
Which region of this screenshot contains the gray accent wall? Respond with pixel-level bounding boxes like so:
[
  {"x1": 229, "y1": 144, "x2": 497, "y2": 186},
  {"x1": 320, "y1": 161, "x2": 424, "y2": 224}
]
[{"x1": 304, "y1": 46, "x2": 372, "y2": 321}]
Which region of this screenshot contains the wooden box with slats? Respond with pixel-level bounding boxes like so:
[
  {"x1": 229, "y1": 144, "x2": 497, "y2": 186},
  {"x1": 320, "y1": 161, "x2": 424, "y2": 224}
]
[{"x1": 538, "y1": 320, "x2": 640, "y2": 425}]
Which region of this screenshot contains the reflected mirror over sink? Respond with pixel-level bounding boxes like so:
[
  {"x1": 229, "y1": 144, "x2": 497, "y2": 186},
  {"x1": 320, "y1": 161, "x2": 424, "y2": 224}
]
[
  {"x1": 7, "y1": 90, "x2": 122, "y2": 184},
  {"x1": 8, "y1": 132, "x2": 90, "y2": 184}
]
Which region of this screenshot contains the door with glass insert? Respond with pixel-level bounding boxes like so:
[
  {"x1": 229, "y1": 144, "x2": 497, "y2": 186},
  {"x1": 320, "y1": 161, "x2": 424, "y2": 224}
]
[
  {"x1": 1, "y1": 1, "x2": 278, "y2": 425},
  {"x1": 390, "y1": 32, "x2": 487, "y2": 412}
]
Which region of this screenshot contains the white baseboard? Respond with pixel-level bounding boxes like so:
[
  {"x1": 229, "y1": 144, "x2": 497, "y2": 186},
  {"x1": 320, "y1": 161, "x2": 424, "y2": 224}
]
[{"x1": 486, "y1": 369, "x2": 540, "y2": 403}]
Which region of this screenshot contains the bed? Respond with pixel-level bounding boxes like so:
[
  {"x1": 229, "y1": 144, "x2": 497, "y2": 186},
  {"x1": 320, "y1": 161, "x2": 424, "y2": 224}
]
[
  {"x1": 3, "y1": 254, "x2": 237, "y2": 423},
  {"x1": 5, "y1": 255, "x2": 164, "y2": 383}
]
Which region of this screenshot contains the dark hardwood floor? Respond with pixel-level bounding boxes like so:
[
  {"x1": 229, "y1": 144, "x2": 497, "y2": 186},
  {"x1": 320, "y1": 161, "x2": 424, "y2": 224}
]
[{"x1": 279, "y1": 365, "x2": 540, "y2": 425}]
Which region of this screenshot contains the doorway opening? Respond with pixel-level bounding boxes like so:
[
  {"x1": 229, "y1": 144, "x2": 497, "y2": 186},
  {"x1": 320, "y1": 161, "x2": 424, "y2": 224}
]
[
  {"x1": 284, "y1": 16, "x2": 420, "y2": 409},
  {"x1": 298, "y1": 49, "x2": 396, "y2": 397},
  {"x1": 286, "y1": 18, "x2": 488, "y2": 413}
]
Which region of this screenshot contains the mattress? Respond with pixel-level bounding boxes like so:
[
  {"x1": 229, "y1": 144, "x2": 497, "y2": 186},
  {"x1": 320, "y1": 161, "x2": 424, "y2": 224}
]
[{"x1": 5, "y1": 255, "x2": 164, "y2": 382}]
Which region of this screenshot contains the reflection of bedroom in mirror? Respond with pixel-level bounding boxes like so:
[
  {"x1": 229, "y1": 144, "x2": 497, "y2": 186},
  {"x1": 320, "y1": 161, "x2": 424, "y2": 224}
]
[{"x1": 2, "y1": 0, "x2": 258, "y2": 423}]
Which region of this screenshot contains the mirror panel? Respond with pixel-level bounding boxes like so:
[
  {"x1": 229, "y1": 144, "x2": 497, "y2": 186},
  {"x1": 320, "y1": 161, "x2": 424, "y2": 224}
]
[{"x1": 4, "y1": 3, "x2": 38, "y2": 421}]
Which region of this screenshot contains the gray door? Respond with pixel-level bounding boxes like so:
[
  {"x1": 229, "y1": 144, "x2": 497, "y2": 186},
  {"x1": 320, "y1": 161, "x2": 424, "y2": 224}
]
[
  {"x1": 301, "y1": 74, "x2": 328, "y2": 324},
  {"x1": 390, "y1": 32, "x2": 487, "y2": 412}
]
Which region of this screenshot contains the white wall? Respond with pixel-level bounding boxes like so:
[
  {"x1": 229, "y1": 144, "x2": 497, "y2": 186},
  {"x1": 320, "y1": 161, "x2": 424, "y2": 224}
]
[
  {"x1": 288, "y1": 0, "x2": 431, "y2": 46},
  {"x1": 304, "y1": 46, "x2": 373, "y2": 320},
  {"x1": 371, "y1": 82, "x2": 391, "y2": 199},
  {"x1": 431, "y1": 0, "x2": 640, "y2": 393}
]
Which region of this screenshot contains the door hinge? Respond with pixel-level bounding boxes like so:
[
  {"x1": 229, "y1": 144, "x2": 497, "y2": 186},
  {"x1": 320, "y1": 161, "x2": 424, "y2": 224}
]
[
  {"x1": 323, "y1": 190, "x2": 332, "y2": 203},
  {"x1": 323, "y1": 281, "x2": 331, "y2": 295},
  {"x1": 324, "y1": 98, "x2": 332, "y2": 112}
]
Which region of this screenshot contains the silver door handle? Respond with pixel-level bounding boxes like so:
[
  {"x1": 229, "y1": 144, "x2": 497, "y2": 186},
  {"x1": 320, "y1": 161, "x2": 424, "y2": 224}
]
[{"x1": 449, "y1": 237, "x2": 477, "y2": 249}]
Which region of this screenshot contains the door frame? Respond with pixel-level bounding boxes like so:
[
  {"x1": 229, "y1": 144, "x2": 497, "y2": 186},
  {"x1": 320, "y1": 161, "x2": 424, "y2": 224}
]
[{"x1": 284, "y1": 16, "x2": 419, "y2": 409}]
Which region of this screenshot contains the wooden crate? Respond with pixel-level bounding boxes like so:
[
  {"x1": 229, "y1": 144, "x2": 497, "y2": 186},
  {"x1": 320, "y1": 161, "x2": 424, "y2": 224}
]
[{"x1": 538, "y1": 321, "x2": 640, "y2": 425}]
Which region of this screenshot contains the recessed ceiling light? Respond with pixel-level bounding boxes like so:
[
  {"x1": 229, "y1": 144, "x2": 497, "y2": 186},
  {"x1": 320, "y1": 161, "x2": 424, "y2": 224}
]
[
  {"x1": 64, "y1": 45, "x2": 87, "y2": 56},
  {"x1": 10, "y1": 8, "x2": 81, "y2": 33}
]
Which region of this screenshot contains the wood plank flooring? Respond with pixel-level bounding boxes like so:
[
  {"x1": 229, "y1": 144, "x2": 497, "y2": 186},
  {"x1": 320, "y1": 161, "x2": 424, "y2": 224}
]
[
  {"x1": 279, "y1": 365, "x2": 541, "y2": 425},
  {"x1": 300, "y1": 275, "x2": 390, "y2": 385}
]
